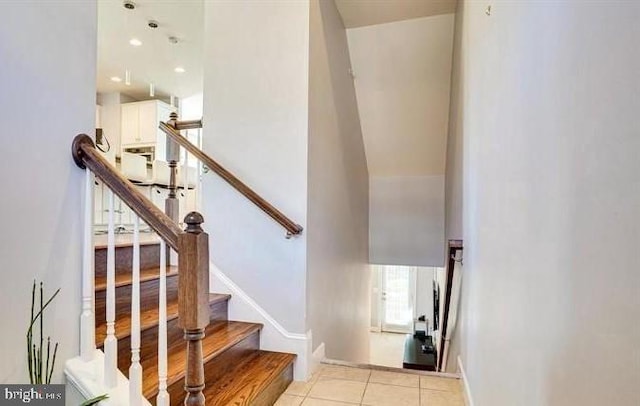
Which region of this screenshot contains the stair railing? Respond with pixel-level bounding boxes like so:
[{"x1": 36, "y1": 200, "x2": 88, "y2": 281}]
[
  {"x1": 72, "y1": 135, "x2": 208, "y2": 406},
  {"x1": 159, "y1": 113, "x2": 304, "y2": 238}
]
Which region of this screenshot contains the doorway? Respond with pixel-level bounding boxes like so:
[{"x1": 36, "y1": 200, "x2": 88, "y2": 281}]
[
  {"x1": 370, "y1": 265, "x2": 441, "y2": 369},
  {"x1": 380, "y1": 265, "x2": 416, "y2": 333}
]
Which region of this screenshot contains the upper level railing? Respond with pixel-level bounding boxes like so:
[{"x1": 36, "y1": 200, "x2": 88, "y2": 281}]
[
  {"x1": 158, "y1": 113, "x2": 304, "y2": 237},
  {"x1": 72, "y1": 134, "x2": 208, "y2": 406}
]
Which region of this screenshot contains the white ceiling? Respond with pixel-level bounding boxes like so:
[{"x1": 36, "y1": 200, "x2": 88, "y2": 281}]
[
  {"x1": 97, "y1": 0, "x2": 203, "y2": 100},
  {"x1": 334, "y1": 0, "x2": 457, "y2": 28}
]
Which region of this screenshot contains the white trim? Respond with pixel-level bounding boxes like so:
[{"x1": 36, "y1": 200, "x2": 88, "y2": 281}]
[
  {"x1": 210, "y1": 263, "x2": 311, "y2": 381},
  {"x1": 65, "y1": 351, "x2": 152, "y2": 406},
  {"x1": 309, "y1": 343, "x2": 325, "y2": 376},
  {"x1": 323, "y1": 358, "x2": 460, "y2": 379},
  {"x1": 457, "y1": 356, "x2": 474, "y2": 406},
  {"x1": 211, "y1": 265, "x2": 308, "y2": 340}
]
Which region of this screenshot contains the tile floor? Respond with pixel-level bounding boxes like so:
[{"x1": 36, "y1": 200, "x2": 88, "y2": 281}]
[{"x1": 276, "y1": 364, "x2": 464, "y2": 406}]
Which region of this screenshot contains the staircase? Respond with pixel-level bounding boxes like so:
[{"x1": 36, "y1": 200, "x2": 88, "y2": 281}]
[
  {"x1": 94, "y1": 240, "x2": 296, "y2": 405},
  {"x1": 71, "y1": 113, "x2": 303, "y2": 404}
]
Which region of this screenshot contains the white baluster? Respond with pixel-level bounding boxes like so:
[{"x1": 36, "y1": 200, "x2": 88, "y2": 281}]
[
  {"x1": 80, "y1": 170, "x2": 95, "y2": 362},
  {"x1": 196, "y1": 128, "x2": 203, "y2": 211},
  {"x1": 104, "y1": 190, "x2": 118, "y2": 387},
  {"x1": 156, "y1": 240, "x2": 170, "y2": 406},
  {"x1": 182, "y1": 149, "x2": 189, "y2": 214},
  {"x1": 129, "y1": 214, "x2": 143, "y2": 405}
]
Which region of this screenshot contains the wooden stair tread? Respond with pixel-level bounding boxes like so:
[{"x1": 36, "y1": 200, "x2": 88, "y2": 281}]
[
  {"x1": 203, "y1": 350, "x2": 296, "y2": 405},
  {"x1": 95, "y1": 293, "x2": 231, "y2": 345},
  {"x1": 141, "y1": 320, "x2": 263, "y2": 398},
  {"x1": 95, "y1": 266, "x2": 178, "y2": 291}
]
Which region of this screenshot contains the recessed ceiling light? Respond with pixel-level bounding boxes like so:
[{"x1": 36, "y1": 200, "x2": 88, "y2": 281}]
[
  {"x1": 174, "y1": 67, "x2": 185, "y2": 73},
  {"x1": 129, "y1": 38, "x2": 142, "y2": 47},
  {"x1": 110, "y1": 76, "x2": 122, "y2": 82}
]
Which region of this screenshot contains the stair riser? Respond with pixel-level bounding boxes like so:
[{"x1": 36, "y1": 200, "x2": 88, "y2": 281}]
[
  {"x1": 252, "y1": 362, "x2": 294, "y2": 406},
  {"x1": 95, "y1": 243, "x2": 161, "y2": 277},
  {"x1": 105, "y1": 299, "x2": 229, "y2": 372},
  {"x1": 166, "y1": 332, "x2": 261, "y2": 405},
  {"x1": 95, "y1": 274, "x2": 179, "y2": 324}
]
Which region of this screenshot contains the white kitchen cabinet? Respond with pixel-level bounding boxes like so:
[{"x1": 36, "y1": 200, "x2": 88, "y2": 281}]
[
  {"x1": 178, "y1": 188, "x2": 197, "y2": 223},
  {"x1": 121, "y1": 100, "x2": 176, "y2": 161},
  {"x1": 151, "y1": 186, "x2": 170, "y2": 212},
  {"x1": 114, "y1": 185, "x2": 152, "y2": 228}
]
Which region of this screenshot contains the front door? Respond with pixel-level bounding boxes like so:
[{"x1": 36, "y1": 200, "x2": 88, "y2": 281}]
[{"x1": 381, "y1": 265, "x2": 416, "y2": 333}]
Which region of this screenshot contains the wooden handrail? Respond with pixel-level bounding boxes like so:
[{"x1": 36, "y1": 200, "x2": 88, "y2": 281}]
[
  {"x1": 174, "y1": 119, "x2": 203, "y2": 130},
  {"x1": 159, "y1": 121, "x2": 304, "y2": 236},
  {"x1": 72, "y1": 134, "x2": 182, "y2": 251}
]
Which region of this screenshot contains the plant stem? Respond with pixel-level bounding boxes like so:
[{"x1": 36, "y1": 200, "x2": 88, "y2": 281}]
[
  {"x1": 25, "y1": 282, "x2": 61, "y2": 385},
  {"x1": 39, "y1": 282, "x2": 43, "y2": 385},
  {"x1": 32, "y1": 345, "x2": 38, "y2": 384},
  {"x1": 45, "y1": 337, "x2": 51, "y2": 384},
  {"x1": 48, "y1": 342, "x2": 58, "y2": 384},
  {"x1": 27, "y1": 288, "x2": 60, "y2": 332},
  {"x1": 28, "y1": 280, "x2": 35, "y2": 384}
]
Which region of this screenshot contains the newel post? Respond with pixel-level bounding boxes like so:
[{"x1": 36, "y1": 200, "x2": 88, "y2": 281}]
[{"x1": 178, "y1": 212, "x2": 210, "y2": 406}]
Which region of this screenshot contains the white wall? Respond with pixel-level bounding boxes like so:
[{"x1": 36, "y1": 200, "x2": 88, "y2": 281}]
[
  {"x1": 415, "y1": 267, "x2": 435, "y2": 331},
  {"x1": 449, "y1": 1, "x2": 640, "y2": 405},
  {"x1": 347, "y1": 15, "x2": 454, "y2": 267},
  {"x1": 307, "y1": 0, "x2": 371, "y2": 363},
  {"x1": 443, "y1": 10, "x2": 464, "y2": 243},
  {"x1": 202, "y1": 1, "x2": 310, "y2": 333},
  {"x1": 96, "y1": 92, "x2": 122, "y2": 159},
  {"x1": 0, "y1": 1, "x2": 96, "y2": 383},
  {"x1": 370, "y1": 266, "x2": 381, "y2": 329},
  {"x1": 347, "y1": 14, "x2": 455, "y2": 177},
  {"x1": 370, "y1": 176, "x2": 445, "y2": 266},
  {"x1": 443, "y1": 3, "x2": 466, "y2": 373},
  {"x1": 180, "y1": 93, "x2": 203, "y2": 120}
]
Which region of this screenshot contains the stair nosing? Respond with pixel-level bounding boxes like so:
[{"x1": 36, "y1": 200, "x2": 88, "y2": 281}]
[
  {"x1": 203, "y1": 350, "x2": 296, "y2": 404},
  {"x1": 95, "y1": 293, "x2": 232, "y2": 344},
  {"x1": 143, "y1": 321, "x2": 264, "y2": 398}
]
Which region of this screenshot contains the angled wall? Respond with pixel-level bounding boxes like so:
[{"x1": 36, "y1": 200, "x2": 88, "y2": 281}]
[
  {"x1": 202, "y1": 0, "x2": 372, "y2": 366},
  {"x1": 347, "y1": 14, "x2": 455, "y2": 267},
  {"x1": 307, "y1": 0, "x2": 371, "y2": 363}
]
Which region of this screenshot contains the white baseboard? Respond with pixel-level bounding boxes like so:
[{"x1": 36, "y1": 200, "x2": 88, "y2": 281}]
[
  {"x1": 65, "y1": 350, "x2": 151, "y2": 406},
  {"x1": 323, "y1": 358, "x2": 460, "y2": 379},
  {"x1": 457, "y1": 356, "x2": 474, "y2": 406},
  {"x1": 210, "y1": 263, "x2": 311, "y2": 381},
  {"x1": 309, "y1": 343, "x2": 325, "y2": 376}
]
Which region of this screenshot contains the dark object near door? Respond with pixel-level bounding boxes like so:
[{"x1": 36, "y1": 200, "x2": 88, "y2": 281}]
[{"x1": 403, "y1": 333, "x2": 436, "y2": 371}]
